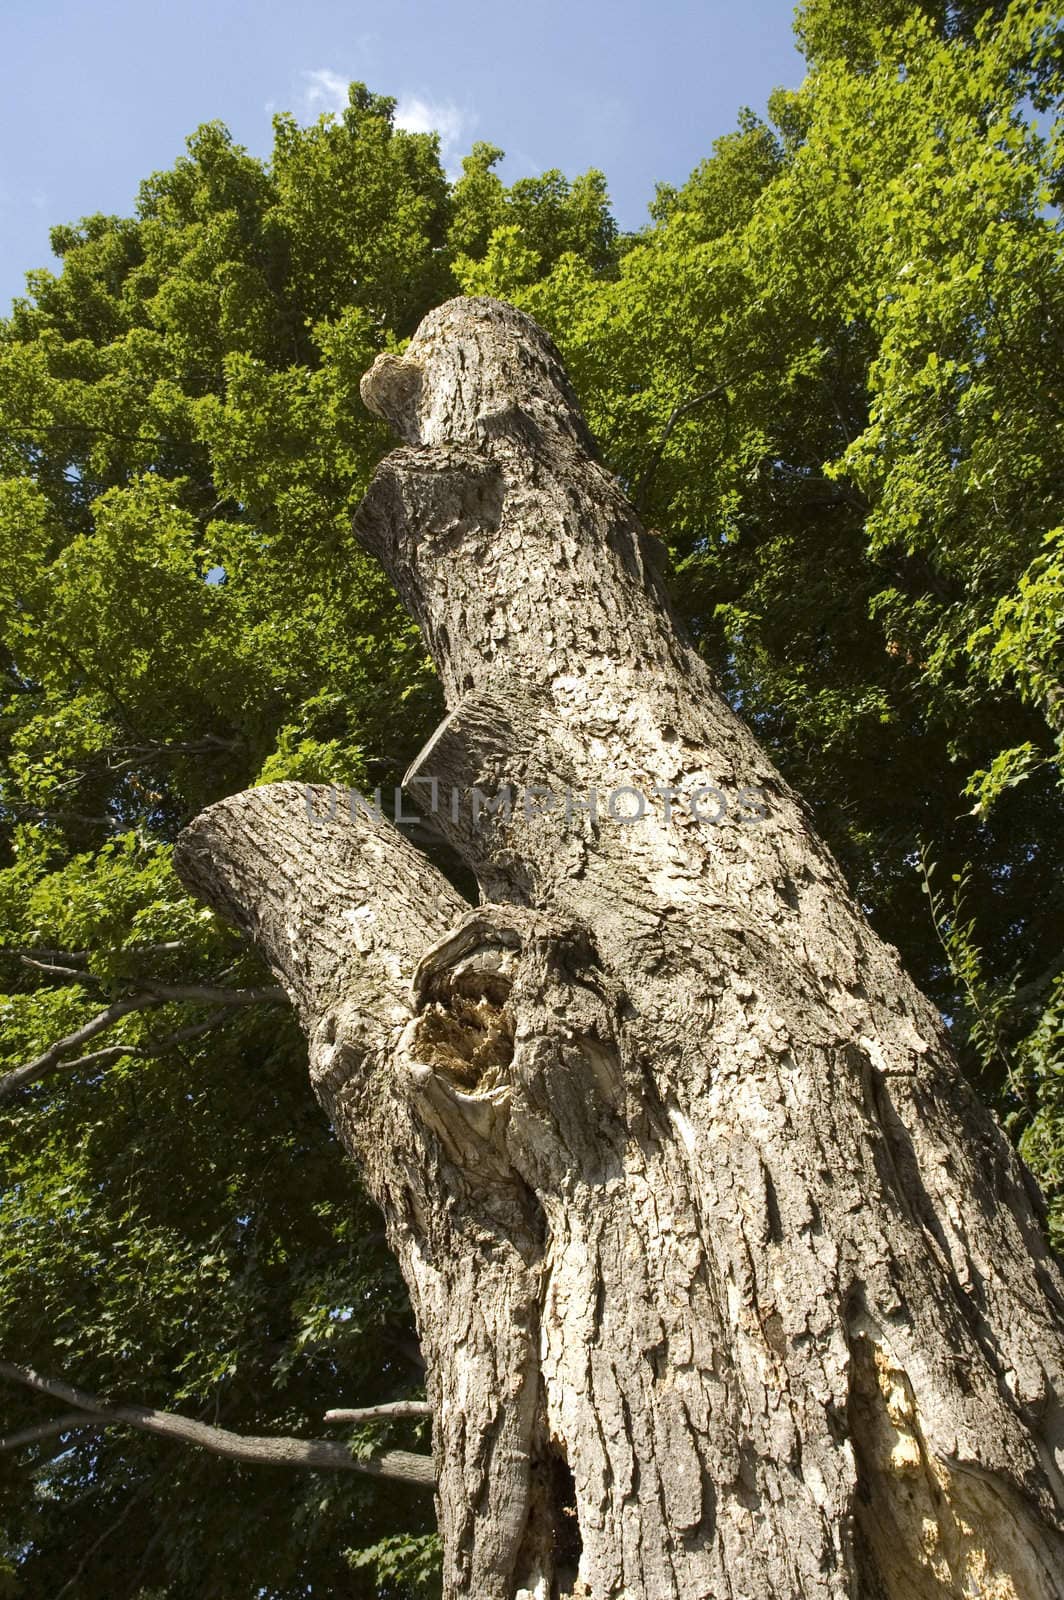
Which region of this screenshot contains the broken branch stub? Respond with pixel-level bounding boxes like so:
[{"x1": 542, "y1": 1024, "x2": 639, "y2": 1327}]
[{"x1": 177, "y1": 297, "x2": 1064, "y2": 1600}]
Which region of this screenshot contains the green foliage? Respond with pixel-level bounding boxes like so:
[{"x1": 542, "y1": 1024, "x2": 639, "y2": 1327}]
[
  {"x1": 346, "y1": 1532, "x2": 443, "y2": 1597},
  {"x1": 3, "y1": 3, "x2": 1064, "y2": 1589},
  {"x1": 0, "y1": 81, "x2": 615, "y2": 1598},
  {"x1": 450, "y1": 142, "x2": 616, "y2": 284},
  {"x1": 966, "y1": 524, "x2": 1064, "y2": 809},
  {"x1": 795, "y1": 0, "x2": 1014, "y2": 69},
  {"x1": 1016, "y1": 973, "x2": 1064, "y2": 1243},
  {"x1": 916, "y1": 845, "x2": 1016, "y2": 1088}
]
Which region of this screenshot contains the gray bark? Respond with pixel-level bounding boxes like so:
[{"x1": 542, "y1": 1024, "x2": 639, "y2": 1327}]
[{"x1": 174, "y1": 297, "x2": 1064, "y2": 1599}]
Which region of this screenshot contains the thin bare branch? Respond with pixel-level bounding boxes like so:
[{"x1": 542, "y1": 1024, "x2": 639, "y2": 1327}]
[
  {"x1": 10, "y1": 942, "x2": 185, "y2": 965},
  {"x1": 0, "y1": 1361, "x2": 435, "y2": 1489},
  {"x1": 135, "y1": 982, "x2": 286, "y2": 1005},
  {"x1": 0, "y1": 1412, "x2": 103, "y2": 1451},
  {"x1": 9, "y1": 807, "x2": 120, "y2": 828},
  {"x1": 9, "y1": 947, "x2": 91, "y2": 964},
  {"x1": 48, "y1": 1012, "x2": 232, "y2": 1076},
  {"x1": 635, "y1": 382, "x2": 730, "y2": 510},
  {"x1": 19, "y1": 956, "x2": 88, "y2": 980},
  {"x1": 324, "y1": 1401, "x2": 432, "y2": 1424},
  {"x1": 1, "y1": 994, "x2": 165, "y2": 1101},
  {"x1": 0, "y1": 985, "x2": 287, "y2": 1102}
]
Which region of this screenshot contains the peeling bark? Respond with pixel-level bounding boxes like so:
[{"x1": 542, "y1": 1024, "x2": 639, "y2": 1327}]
[{"x1": 175, "y1": 297, "x2": 1064, "y2": 1599}]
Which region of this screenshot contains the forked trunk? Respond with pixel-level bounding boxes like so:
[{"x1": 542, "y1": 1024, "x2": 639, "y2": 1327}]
[{"x1": 175, "y1": 298, "x2": 1064, "y2": 1599}]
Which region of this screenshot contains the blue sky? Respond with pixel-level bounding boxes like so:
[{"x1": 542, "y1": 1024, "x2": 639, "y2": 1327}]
[{"x1": 0, "y1": 0, "x2": 805, "y2": 311}]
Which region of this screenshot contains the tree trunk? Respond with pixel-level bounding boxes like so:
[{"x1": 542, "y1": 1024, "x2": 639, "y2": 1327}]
[{"x1": 174, "y1": 297, "x2": 1064, "y2": 1599}]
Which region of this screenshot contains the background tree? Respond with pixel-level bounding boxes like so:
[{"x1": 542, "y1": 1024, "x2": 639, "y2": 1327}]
[
  {"x1": 0, "y1": 88, "x2": 615, "y2": 1598},
  {"x1": 1, "y1": 0, "x2": 1062, "y2": 1591}
]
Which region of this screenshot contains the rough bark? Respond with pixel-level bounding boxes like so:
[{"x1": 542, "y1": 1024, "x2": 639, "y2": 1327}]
[{"x1": 174, "y1": 297, "x2": 1064, "y2": 1599}]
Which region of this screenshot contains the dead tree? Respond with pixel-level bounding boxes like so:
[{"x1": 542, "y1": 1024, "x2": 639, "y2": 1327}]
[{"x1": 174, "y1": 297, "x2": 1064, "y2": 1600}]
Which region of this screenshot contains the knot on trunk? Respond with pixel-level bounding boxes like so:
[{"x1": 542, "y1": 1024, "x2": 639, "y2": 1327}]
[
  {"x1": 397, "y1": 906, "x2": 627, "y2": 1181},
  {"x1": 360, "y1": 351, "x2": 423, "y2": 443}
]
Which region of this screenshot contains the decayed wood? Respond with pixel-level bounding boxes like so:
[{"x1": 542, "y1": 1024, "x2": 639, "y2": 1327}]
[{"x1": 176, "y1": 297, "x2": 1064, "y2": 1599}]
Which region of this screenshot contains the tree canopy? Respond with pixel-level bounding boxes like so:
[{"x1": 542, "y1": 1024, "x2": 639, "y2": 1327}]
[{"x1": 1, "y1": 3, "x2": 1061, "y2": 1594}]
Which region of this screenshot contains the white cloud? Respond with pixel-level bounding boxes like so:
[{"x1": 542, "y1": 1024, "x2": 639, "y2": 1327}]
[
  {"x1": 301, "y1": 68, "x2": 351, "y2": 119},
  {"x1": 393, "y1": 95, "x2": 470, "y2": 158},
  {"x1": 298, "y1": 72, "x2": 473, "y2": 163}
]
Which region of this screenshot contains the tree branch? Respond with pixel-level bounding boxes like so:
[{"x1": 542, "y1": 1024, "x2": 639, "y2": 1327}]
[
  {"x1": 635, "y1": 382, "x2": 730, "y2": 510},
  {"x1": 174, "y1": 781, "x2": 469, "y2": 1033},
  {"x1": 0, "y1": 1412, "x2": 103, "y2": 1450},
  {"x1": 42, "y1": 1011, "x2": 233, "y2": 1077},
  {"x1": 132, "y1": 982, "x2": 286, "y2": 1005},
  {"x1": 10, "y1": 942, "x2": 187, "y2": 966},
  {"x1": 324, "y1": 1401, "x2": 432, "y2": 1423},
  {"x1": 0, "y1": 1361, "x2": 435, "y2": 1489},
  {"x1": 19, "y1": 956, "x2": 88, "y2": 980},
  {"x1": 0, "y1": 985, "x2": 287, "y2": 1102}
]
